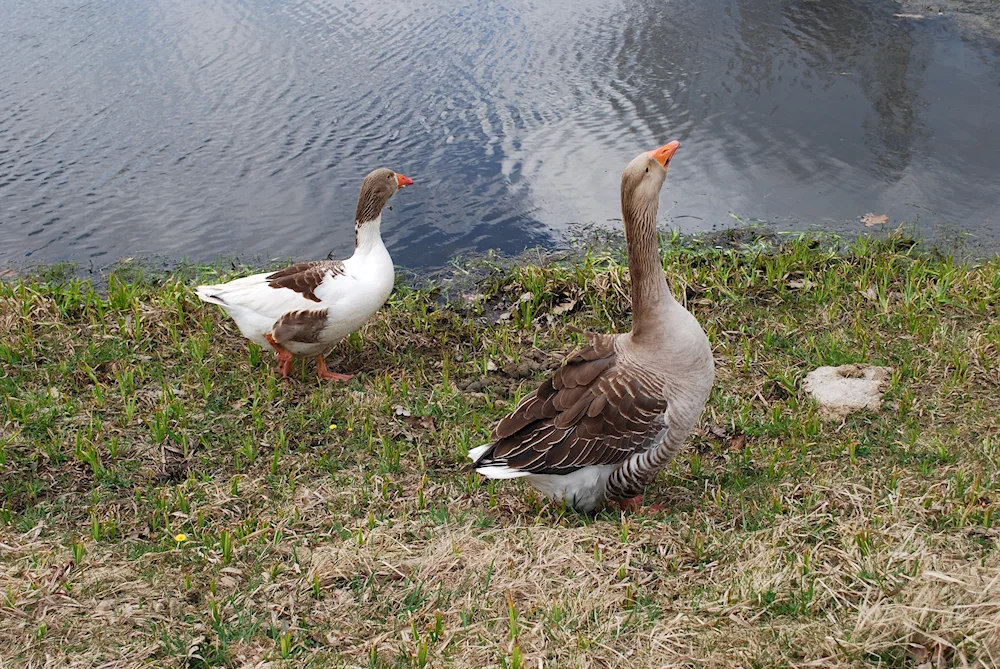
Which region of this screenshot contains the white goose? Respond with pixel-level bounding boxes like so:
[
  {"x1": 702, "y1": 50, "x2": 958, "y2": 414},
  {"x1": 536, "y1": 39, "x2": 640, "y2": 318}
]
[
  {"x1": 196, "y1": 168, "x2": 413, "y2": 381},
  {"x1": 466, "y1": 141, "x2": 715, "y2": 513}
]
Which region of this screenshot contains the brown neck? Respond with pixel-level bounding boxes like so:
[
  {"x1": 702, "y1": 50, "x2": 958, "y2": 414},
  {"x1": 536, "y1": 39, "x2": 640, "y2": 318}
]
[
  {"x1": 355, "y1": 188, "x2": 385, "y2": 227},
  {"x1": 622, "y1": 189, "x2": 674, "y2": 339},
  {"x1": 353, "y1": 185, "x2": 390, "y2": 249}
]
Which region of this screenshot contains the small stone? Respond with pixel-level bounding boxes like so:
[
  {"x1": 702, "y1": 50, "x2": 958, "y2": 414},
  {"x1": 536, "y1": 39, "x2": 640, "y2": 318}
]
[
  {"x1": 802, "y1": 364, "x2": 892, "y2": 420},
  {"x1": 461, "y1": 292, "x2": 484, "y2": 306}
]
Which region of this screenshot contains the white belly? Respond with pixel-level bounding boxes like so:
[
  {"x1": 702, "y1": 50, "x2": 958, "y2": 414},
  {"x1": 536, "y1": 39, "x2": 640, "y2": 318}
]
[{"x1": 526, "y1": 465, "x2": 619, "y2": 513}]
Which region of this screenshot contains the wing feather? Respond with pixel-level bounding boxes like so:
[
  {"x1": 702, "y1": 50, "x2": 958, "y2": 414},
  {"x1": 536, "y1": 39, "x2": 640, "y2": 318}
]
[
  {"x1": 196, "y1": 260, "x2": 355, "y2": 321},
  {"x1": 266, "y1": 261, "x2": 345, "y2": 302},
  {"x1": 469, "y1": 333, "x2": 668, "y2": 476}
]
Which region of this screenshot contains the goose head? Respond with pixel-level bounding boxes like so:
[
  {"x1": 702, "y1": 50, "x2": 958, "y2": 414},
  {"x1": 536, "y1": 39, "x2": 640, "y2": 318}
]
[
  {"x1": 620, "y1": 140, "x2": 679, "y2": 220},
  {"x1": 355, "y1": 167, "x2": 414, "y2": 225}
]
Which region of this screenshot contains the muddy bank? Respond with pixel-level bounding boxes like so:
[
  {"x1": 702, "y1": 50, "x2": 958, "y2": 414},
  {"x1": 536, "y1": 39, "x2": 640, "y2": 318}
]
[{"x1": 896, "y1": 0, "x2": 1000, "y2": 38}]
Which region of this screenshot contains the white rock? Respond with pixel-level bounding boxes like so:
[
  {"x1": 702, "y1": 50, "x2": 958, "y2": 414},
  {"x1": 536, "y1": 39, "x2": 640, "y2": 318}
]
[{"x1": 802, "y1": 364, "x2": 891, "y2": 420}]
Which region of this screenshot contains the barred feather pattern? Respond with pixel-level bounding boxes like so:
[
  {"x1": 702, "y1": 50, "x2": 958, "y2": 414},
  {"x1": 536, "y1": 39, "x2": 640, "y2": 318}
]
[
  {"x1": 472, "y1": 334, "x2": 672, "y2": 480},
  {"x1": 610, "y1": 350, "x2": 714, "y2": 500},
  {"x1": 270, "y1": 308, "x2": 330, "y2": 345}
]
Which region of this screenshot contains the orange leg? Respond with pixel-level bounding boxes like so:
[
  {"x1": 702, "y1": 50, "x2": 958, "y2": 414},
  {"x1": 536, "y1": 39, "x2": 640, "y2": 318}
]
[
  {"x1": 615, "y1": 496, "x2": 643, "y2": 513},
  {"x1": 315, "y1": 355, "x2": 353, "y2": 383},
  {"x1": 264, "y1": 333, "x2": 295, "y2": 378},
  {"x1": 613, "y1": 495, "x2": 667, "y2": 514}
]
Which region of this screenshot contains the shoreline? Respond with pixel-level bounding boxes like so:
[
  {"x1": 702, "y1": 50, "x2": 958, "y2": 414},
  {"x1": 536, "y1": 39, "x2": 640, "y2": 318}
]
[
  {"x1": 896, "y1": 0, "x2": 1000, "y2": 39},
  {"x1": 4, "y1": 222, "x2": 989, "y2": 296}
]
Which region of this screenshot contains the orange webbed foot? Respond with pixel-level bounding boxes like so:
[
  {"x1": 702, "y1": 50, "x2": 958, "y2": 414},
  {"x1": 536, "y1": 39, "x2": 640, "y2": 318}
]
[{"x1": 315, "y1": 355, "x2": 353, "y2": 383}]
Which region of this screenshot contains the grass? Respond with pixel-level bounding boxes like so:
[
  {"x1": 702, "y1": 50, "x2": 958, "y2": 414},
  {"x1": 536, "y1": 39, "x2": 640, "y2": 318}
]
[{"x1": 1, "y1": 232, "x2": 999, "y2": 667}]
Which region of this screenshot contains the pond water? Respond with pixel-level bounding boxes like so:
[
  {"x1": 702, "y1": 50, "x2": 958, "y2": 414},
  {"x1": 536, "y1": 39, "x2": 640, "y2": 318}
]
[{"x1": 3, "y1": 0, "x2": 999, "y2": 270}]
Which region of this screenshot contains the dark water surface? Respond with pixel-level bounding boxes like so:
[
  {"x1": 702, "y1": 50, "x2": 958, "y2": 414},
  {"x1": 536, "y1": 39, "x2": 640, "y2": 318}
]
[{"x1": 3, "y1": 0, "x2": 1000, "y2": 269}]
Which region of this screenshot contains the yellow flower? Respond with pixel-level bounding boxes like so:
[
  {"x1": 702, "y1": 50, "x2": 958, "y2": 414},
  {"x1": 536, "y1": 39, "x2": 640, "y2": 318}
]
[
  {"x1": 329, "y1": 423, "x2": 338, "y2": 430},
  {"x1": 174, "y1": 533, "x2": 187, "y2": 543}
]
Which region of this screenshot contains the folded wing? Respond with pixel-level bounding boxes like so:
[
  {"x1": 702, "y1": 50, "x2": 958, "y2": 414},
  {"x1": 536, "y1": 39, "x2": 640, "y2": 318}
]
[
  {"x1": 470, "y1": 334, "x2": 668, "y2": 476},
  {"x1": 196, "y1": 260, "x2": 353, "y2": 320}
]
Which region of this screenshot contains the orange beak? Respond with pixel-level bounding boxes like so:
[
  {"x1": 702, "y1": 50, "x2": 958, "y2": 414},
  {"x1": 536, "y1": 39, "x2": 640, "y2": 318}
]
[
  {"x1": 650, "y1": 140, "x2": 680, "y2": 167},
  {"x1": 395, "y1": 173, "x2": 414, "y2": 188}
]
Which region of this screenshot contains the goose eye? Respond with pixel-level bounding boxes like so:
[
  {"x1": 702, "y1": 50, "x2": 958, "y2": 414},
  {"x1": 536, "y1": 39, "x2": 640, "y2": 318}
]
[{"x1": 645, "y1": 167, "x2": 649, "y2": 173}]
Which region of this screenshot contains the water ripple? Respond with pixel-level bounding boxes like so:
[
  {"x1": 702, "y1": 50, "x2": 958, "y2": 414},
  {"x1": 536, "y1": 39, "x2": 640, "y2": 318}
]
[{"x1": 1, "y1": 0, "x2": 999, "y2": 268}]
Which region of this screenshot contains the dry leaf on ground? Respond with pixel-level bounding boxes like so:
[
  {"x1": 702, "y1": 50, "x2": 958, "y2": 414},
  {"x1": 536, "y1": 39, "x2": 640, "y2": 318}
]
[{"x1": 862, "y1": 213, "x2": 890, "y2": 227}]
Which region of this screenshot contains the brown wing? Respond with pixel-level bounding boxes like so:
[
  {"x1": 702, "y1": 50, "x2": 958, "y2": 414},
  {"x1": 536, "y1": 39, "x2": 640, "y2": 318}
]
[
  {"x1": 470, "y1": 334, "x2": 668, "y2": 475},
  {"x1": 271, "y1": 308, "x2": 330, "y2": 344},
  {"x1": 267, "y1": 261, "x2": 345, "y2": 302}
]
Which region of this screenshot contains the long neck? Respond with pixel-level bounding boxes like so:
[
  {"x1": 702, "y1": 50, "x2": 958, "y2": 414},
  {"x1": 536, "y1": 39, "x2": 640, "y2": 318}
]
[
  {"x1": 353, "y1": 216, "x2": 386, "y2": 255},
  {"x1": 623, "y1": 194, "x2": 675, "y2": 339}
]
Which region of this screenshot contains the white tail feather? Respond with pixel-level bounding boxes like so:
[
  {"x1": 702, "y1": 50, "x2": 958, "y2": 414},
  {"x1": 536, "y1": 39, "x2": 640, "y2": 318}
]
[
  {"x1": 195, "y1": 285, "x2": 227, "y2": 306},
  {"x1": 467, "y1": 443, "x2": 490, "y2": 462},
  {"x1": 469, "y1": 444, "x2": 531, "y2": 479},
  {"x1": 474, "y1": 465, "x2": 531, "y2": 480},
  {"x1": 467, "y1": 444, "x2": 530, "y2": 479}
]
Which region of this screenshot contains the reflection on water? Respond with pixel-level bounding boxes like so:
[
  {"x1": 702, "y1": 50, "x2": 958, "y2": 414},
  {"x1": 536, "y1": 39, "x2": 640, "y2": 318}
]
[{"x1": 1, "y1": 0, "x2": 999, "y2": 269}]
